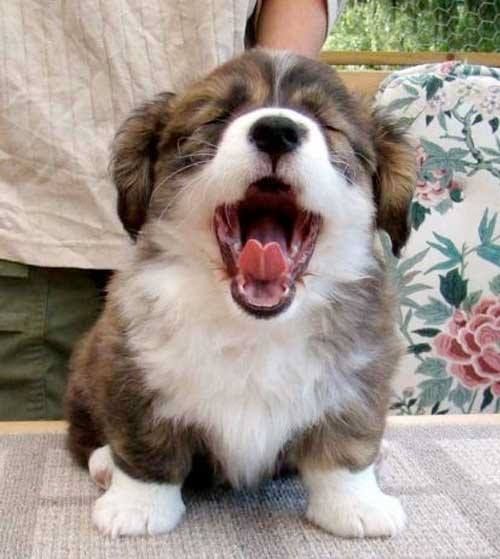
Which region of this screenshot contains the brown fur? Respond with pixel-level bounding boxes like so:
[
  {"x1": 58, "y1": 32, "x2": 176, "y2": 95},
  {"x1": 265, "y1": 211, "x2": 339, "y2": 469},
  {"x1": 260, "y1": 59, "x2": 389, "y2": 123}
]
[
  {"x1": 111, "y1": 92, "x2": 176, "y2": 239},
  {"x1": 356, "y1": 98, "x2": 417, "y2": 255},
  {"x1": 66, "y1": 296, "x2": 210, "y2": 484},
  {"x1": 289, "y1": 262, "x2": 401, "y2": 473},
  {"x1": 371, "y1": 111, "x2": 416, "y2": 255}
]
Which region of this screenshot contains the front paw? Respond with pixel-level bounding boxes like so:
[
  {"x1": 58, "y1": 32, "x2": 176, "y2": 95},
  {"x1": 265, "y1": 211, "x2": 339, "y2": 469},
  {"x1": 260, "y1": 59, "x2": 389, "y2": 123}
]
[
  {"x1": 307, "y1": 489, "x2": 405, "y2": 538},
  {"x1": 92, "y1": 468, "x2": 185, "y2": 538},
  {"x1": 304, "y1": 464, "x2": 405, "y2": 538}
]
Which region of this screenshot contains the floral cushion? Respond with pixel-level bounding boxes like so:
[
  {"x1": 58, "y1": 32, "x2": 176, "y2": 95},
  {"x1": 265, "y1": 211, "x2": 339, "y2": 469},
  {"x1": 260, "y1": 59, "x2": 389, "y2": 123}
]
[{"x1": 375, "y1": 62, "x2": 500, "y2": 415}]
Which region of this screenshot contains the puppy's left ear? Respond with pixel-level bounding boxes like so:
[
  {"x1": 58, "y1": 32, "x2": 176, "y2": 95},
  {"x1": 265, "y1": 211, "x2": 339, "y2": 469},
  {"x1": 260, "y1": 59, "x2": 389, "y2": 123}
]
[{"x1": 370, "y1": 109, "x2": 416, "y2": 256}]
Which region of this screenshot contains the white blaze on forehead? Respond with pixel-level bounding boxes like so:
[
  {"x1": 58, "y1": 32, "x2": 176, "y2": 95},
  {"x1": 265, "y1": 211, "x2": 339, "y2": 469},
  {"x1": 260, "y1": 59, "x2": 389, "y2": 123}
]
[{"x1": 271, "y1": 51, "x2": 298, "y2": 99}]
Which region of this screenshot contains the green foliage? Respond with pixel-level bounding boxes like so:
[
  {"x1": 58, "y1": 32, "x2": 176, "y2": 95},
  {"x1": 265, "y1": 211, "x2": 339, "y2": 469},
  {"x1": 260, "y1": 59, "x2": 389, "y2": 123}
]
[
  {"x1": 420, "y1": 140, "x2": 469, "y2": 174},
  {"x1": 411, "y1": 202, "x2": 430, "y2": 230},
  {"x1": 448, "y1": 385, "x2": 472, "y2": 409},
  {"x1": 412, "y1": 327, "x2": 441, "y2": 338},
  {"x1": 490, "y1": 274, "x2": 500, "y2": 295},
  {"x1": 439, "y1": 268, "x2": 468, "y2": 307},
  {"x1": 462, "y1": 289, "x2": 483, "y2": 311},
  {"x1": 481, "y1": 386, "x2": 494, "y2": 411},
  {"x1": 415, "y1": 297, "x2": 453, "y2": 324},
  {"x1": 426, "y1": 232, "x2": 462, "y2": 274},
  {"x1": 407, "y1": 343, "x2": 432, "y2": 355},
  {"x1": 418, "y1": 377, "x2": 453, "y2": 407},
  {"x1": 416, "y1": 357, "x2": 447, "y2": 378},
  {"x1": 326, "y1": 0, "x2": 500, "y2": 54},
  {"x1": 479, "y1": 208, "x2": 497, "y2": 244},
  {"x1": 477, "y1": 209, "x2": 500, "y2": 266}
]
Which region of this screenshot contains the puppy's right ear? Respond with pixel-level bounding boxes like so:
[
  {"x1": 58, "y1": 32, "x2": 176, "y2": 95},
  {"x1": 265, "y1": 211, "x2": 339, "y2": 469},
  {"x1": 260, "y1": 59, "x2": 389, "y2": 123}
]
[{"x1": 111, "y1": 92, "x2": 175, "y2": 239}]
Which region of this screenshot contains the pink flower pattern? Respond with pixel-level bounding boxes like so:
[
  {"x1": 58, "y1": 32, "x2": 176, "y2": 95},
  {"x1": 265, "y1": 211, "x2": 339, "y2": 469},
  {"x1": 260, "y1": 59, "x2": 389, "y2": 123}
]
[
  {"x1": 415, "y1": 145, "x2": 463, "y2": 208},
  {"x1": 436, "y1": 61, "x2": 459, "y2": 76},
  {"x1": 434, "y1": 298, "x2": 500, "y2": 395}
]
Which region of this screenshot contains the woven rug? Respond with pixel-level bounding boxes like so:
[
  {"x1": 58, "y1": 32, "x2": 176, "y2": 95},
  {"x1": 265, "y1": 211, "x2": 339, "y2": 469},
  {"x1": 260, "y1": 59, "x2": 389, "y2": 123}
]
[{"x1": 1, "y1": 423, "x2": 499, "y2": 559}]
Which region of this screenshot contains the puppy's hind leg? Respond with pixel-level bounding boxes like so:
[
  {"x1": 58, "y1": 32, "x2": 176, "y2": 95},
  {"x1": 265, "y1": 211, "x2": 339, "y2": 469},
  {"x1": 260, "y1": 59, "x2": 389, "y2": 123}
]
[
  {"x1": 66, "y1": 394, "x2": 114, "y2": 489},
  {"x1": 65, "y1": 387, "x2": 105, "y2": 470}
]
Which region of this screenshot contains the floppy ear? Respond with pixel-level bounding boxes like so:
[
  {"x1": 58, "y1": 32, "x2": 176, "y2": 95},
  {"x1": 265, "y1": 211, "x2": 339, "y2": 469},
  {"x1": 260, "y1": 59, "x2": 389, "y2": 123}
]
[
  {"x1": 110, "y1": 92, "x2": 175, "y2": 239},
  {"x1": 370, "y1": 109, "x2": 416, "y2": 256}
]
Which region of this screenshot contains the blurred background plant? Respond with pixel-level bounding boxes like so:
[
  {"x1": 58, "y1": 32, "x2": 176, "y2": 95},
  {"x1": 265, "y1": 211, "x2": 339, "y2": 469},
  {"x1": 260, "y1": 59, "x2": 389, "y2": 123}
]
[{"x1": 326, "y1": 0, "x2": 500, "y2": 52}]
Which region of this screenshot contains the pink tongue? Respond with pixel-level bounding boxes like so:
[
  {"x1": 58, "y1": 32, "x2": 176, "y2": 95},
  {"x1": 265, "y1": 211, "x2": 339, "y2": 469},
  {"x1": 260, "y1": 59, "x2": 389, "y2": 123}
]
[{"x1": 238, "y1": 239, "x2": 288, "y2": 281}]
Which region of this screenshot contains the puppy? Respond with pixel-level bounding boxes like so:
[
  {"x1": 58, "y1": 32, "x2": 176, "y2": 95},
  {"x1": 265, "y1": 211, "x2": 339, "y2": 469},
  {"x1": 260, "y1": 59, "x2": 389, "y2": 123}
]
[{"x1": 65, "y1": 49, "x2": 415, "y2": 539}]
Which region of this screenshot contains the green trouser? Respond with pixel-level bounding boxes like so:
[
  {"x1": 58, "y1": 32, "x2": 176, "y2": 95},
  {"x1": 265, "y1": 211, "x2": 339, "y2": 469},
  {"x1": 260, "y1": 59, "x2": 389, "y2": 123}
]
[{"x1": 0, "y1": 260, "x2": 108, "y2": 421}]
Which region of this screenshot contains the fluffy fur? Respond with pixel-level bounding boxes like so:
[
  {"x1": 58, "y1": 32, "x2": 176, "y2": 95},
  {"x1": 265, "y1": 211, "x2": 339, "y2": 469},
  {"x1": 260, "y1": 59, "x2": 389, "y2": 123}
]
[{"x1": 65, "y1": 49, "x2": 415, "y2": 538}]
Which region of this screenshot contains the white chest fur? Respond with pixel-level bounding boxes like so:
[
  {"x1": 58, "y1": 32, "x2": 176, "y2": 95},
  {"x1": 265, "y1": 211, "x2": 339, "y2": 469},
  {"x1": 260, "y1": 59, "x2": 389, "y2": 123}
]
[{"x1": 130, "y1": 311, "x2": 330, "y2": 487}]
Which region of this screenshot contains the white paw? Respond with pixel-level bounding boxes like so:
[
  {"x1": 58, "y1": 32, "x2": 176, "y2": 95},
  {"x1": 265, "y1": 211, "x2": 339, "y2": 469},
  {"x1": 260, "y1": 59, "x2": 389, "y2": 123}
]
[
  {"x1": 307, "y1": 489, "x2": 405, "y2": 538},
  {"x1": 92, "y1": 467, "x2": 185, "y2": 538},
  {"x1": 89, "y1": 445, "x2": 114, "y2": 490},
  {"x1": 303, "y1": 464, "x2": 406, "y2": 538}
]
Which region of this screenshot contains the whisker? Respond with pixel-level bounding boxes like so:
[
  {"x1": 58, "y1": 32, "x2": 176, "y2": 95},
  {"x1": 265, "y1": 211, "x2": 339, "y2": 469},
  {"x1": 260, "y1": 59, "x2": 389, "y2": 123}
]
[
  {"x1": 352, "y1": 149, "x2": 374, "y2": 169},
  {"x1": 151, "y1": 160, "x2": 209, "y2": 205},
  {"x1": 156, "y1": 167, "x2": 214, "y2": 222},
  {"x1": 189, "y1": 137, "x2": 219, "y2": 149},
  {"x1": 177, "y1": 136, "x2": 219, "y2": 150},
  {"x1": 329, "y1": 155, "x2": 355, "y2": 183},
  {"x1": 173, "y1": 151, "x2": 216, "y2": 161}
]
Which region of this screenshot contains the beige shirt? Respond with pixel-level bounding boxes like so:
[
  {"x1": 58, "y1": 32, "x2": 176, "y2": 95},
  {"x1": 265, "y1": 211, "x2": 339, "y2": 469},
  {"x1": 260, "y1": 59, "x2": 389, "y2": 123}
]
[{"x1": 0, "y1": 1, "x2": 342, "y2": 269}]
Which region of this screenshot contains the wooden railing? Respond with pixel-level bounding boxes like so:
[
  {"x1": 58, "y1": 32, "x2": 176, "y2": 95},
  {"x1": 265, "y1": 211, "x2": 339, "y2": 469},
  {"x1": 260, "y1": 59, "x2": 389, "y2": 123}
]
[
  {"x1": 320, "y1": 50, "x2": 500, "y2": 95},
  {"x1": 320, "y1": 51, "x2": 500, "y2": 67}
]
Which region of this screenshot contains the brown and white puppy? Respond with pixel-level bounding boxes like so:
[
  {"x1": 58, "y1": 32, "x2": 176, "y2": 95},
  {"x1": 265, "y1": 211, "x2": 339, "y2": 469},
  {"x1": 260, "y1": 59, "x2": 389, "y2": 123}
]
[{"x1": 65, "y1": 49, "x2": 415, "y2": 539}]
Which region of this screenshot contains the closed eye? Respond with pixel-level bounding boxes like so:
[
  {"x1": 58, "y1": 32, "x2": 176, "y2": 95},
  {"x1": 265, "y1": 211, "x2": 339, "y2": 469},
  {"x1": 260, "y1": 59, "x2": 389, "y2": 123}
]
[
  {"x1": 324, "y1": 124, "x2": 343, "y2": 133},
  {"x1": 202, "y1": 114, "x2": 230, "y2": 127},
  {"x1": 201, "y1": 106, "x2": 234, "y2": 128}
]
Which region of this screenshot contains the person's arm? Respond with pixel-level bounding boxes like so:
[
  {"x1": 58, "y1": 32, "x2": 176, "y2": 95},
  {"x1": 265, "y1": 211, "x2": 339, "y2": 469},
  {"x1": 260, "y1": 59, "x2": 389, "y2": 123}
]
[{"x1": 255, "y1": 0, "x2": 328, "y2": 59}]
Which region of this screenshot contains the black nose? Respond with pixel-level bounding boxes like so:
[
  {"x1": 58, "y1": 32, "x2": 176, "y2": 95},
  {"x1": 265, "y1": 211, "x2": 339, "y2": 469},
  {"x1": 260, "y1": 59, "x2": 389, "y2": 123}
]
[{"x1": 249, "y1": 116, "x2": 304, "y2": 157}]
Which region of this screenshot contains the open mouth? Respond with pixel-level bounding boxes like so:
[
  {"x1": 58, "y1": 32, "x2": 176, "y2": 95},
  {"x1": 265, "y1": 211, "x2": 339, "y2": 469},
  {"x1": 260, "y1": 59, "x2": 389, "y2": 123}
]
[{"x1": 214, "y1": 177, "x2": 321, "y2": 318}]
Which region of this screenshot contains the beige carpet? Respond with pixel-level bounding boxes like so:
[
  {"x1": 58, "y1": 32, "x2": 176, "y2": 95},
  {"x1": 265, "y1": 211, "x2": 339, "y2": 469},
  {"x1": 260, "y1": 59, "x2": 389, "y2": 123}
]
[{"x1": 1, "y1": 422, "x2": 499, "y2": 559}]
